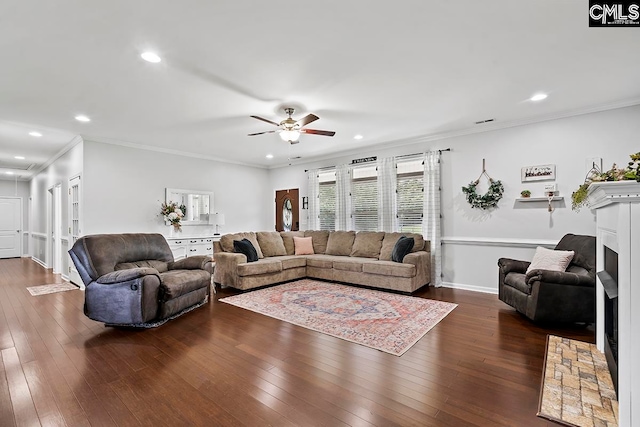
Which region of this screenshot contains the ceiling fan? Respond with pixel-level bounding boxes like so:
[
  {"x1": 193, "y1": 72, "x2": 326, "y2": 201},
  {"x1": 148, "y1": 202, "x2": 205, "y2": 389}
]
[{"x1": 248, "y1": 107, "x2": 336, "y2": 144}]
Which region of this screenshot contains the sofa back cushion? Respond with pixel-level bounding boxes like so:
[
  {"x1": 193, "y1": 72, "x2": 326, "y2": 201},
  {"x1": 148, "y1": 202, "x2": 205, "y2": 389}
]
[
  {"x1": 379, "y1": 232, "x2": 426, "y2": 261},
  {"x1": 350, "y1": 231, "x2": 385, "y2": 258},
  {"x1": 554, "y1": 233, "x2": 596, "y2": 275},
  {"x1": 325, "y1": 231, "x2": 356, "y2": 256},
  {"x1": 304, "y1": 230, "x2": 330, "y2": 254},
  {"x1": 257, "y1": 231, "x2": 287, "y2": 257},
  {"x1": 115, "y1": 260, "x2": 168, "y2": 273},
  {"x1": 280, "y1": 231, "x2": 305, "y2": 255},
  {"x1": 220, "y1": 232, "x2": 264, "y2": 258}
]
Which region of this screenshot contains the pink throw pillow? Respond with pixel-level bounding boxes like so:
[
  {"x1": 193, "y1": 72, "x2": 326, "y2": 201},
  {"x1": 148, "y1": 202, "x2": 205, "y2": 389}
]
[
  {"x1": 294, "y1": 236, "x2": 314, "y2": 255},
  {"x1": 526, "y1": 246, "x2": 575, "y2": 274}
]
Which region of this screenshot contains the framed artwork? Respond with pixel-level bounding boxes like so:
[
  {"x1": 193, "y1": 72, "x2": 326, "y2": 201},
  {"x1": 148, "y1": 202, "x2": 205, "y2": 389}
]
[{"x1": 521, "y1": 164, "x2": 556, "y2": 182}]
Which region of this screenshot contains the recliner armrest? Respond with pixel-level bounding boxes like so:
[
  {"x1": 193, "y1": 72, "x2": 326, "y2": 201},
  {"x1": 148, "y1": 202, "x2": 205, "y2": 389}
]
[
  {"x1": 498, "y1": 258, "x2": 530, "y2": 274},
  {"x1": 169, "y1": 255, "x2": 213, "y2": 272},
  {"x1": 96, "y1": 267, "x2": 159, "y2": 284},
  {"x1": 526, "y1": 269, "x2": 595, "y2": 287}
]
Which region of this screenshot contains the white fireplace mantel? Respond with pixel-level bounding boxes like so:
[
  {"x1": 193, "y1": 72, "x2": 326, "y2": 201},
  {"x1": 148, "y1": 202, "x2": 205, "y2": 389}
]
[{"x1": 587, "y1": 181, "x2": 640, "y2": 427}]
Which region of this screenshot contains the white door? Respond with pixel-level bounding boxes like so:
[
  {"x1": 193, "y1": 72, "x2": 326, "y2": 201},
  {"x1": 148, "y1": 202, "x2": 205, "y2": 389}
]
[
  {"x1": 68, "y1": 175, "x2": 82, "y2": 285},
  {"x1": 0, "y1": 197, "x2": 22, "y2": 258}
]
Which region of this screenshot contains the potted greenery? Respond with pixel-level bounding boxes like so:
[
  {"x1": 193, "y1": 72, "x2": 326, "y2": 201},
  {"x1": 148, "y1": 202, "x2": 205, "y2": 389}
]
[
  {"x1": 571, "y1": 152, "x2": 640, "y2": 212},
  {"x1": 520, "y1": 190, "x2": 531, "y2": 198}
]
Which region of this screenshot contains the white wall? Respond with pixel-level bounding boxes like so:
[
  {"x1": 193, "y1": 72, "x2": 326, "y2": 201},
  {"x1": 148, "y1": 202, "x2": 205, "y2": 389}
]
[
  {"x1": 267, "y1": 105, "x2": 640, "y2": 292},
  {"x1": 0, "y1": 178, "x2": 30, "y2": 255},
  {"x1": 82, "y1": 140, "x2": 272, "y2": 236},
  {"x1": 29, "y1": 138, "x2": 83, "y2": 271}
]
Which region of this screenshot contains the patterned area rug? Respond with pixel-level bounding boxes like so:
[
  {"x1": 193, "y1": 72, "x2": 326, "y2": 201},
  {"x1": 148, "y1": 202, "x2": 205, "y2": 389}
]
[
  {"x1": 538, "y1": 335, "x2": 618, "y2": 427},
  {"x1": 220, "y1": 279, "x2": 457, "y2": 356},
  {"x1": 27, "y1": 283, "x2": 79, "y2": 296}
]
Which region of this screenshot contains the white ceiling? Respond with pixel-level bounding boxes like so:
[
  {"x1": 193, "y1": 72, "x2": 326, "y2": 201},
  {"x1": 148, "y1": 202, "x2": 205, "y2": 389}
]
[{"x1": 1, "y1": 0, "x2": 639, "y2": 179}]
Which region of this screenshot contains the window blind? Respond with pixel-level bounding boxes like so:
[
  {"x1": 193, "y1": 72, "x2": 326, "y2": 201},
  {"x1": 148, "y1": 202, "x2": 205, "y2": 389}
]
[
  {"x1": 396, "y1": 159, "x2": 424, "y2": 233},
  {"x1": 318, "y1": 170, "x2": 336, "y2": 230},
  {"x1": 351, "y1": 165, "x2": 378, "y2": 231}
]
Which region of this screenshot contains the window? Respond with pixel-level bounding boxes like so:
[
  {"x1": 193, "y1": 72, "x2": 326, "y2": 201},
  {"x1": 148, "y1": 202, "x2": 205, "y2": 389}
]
[
  {"x1": 318, "y1": 170, "x2": 336, "y2": 230},
  {"x1": 396, "y1": 159, "x2": 423, "y2": 233},
  {"x1": 351, "y1": 165, "x2": 378, "y2": 231}
]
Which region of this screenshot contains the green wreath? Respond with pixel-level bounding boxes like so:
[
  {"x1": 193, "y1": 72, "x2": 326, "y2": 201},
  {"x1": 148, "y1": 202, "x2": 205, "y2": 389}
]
[{"x1": 462, "y1": 179, "x2": 504, "y2": 209}]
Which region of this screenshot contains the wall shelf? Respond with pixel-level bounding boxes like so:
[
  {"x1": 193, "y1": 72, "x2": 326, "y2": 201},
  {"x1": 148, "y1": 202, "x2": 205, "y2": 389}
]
[{"x1": 516, "y1": 196, "x2": 564, "y2": 202}]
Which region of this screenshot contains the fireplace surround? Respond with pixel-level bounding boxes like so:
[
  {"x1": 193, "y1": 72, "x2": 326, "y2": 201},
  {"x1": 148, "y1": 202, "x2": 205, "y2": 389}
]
[{"x1": 588, "y1": 181, "x2": 640, "y2": 426}]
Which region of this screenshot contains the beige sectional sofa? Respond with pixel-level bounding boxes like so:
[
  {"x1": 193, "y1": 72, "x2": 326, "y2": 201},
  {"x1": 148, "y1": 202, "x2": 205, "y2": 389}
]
[{"x1": 212, "y1": 230, "x2": 431, "y2": 293}]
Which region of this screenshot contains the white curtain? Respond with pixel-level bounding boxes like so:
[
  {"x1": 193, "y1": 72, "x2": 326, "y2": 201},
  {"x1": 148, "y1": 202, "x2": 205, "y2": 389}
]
[
  {"x1": 423, "y1": 151, "x2": 442, "y2": 287},
  {"x1": 335, "y1": 164, "x2": 352, "y2": 230},
  {"x1": 307, "y1": 169, "x2": 320, "y2": 230},
  {"x1": 377, "y1": 156, "x2": 398, "y2": 232}
]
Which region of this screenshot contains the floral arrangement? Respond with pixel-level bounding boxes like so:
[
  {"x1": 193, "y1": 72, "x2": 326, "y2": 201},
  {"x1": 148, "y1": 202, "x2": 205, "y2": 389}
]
[
  {"x1": 462, "y1": 179, "x2": 504, "y2": 209},
  {"x1": 160, "y1": 201, "x2": 186, "y2": 230},
  {"x1": 571, "y1": 152, "x2": 640, "y2": 212}
]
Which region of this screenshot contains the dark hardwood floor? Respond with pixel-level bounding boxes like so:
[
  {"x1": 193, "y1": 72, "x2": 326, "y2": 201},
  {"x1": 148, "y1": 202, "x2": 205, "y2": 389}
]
[{"x1": 0, "y1": 258, "x2": 594, "y2": 426}]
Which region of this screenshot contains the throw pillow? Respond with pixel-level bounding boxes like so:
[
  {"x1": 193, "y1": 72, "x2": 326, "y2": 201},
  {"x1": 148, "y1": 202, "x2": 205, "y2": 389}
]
[
  {"x1": 280, "y1": 231, "x2": 305, "y2": 255},
  {"x1": 221, "y1": 232, "x2": 264, "y2": 258},
  {"x1": 391, "y1": 236, "x2": 414, "y2": 263},
  {"x1": 233, "y1": 238, "x2": 258, "y2": 262},
  {"x1": 293, "y1": 236, "x2": 315, "y2": 255},
  {"x1": 526, "y1": 246, "x2": 575, "y2": 274}
]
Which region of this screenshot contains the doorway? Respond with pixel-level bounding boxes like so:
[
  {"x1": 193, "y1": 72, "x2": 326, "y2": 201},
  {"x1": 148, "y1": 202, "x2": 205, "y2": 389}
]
[
  {"x1": 275, "y1": 189, "x2": 299, "y2": 231},
  {"x1": 0, "y1": 197, "x2": 22, "y2": 258},
  {"x1": 47, "y1": 184, "x2": 62, "y2": 273}
]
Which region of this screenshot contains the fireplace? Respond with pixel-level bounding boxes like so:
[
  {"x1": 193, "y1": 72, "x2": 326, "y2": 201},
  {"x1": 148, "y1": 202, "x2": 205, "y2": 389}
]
[{"x1": 599, "y1": 245, "x2": 618, "y2": 394}]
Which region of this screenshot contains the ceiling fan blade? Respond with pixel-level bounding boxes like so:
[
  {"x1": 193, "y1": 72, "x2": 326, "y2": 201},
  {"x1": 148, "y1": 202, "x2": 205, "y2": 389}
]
[
  {"x1": 301, "y1": 129, "x2": 336, "y2": 137},
  {"x1": 250, "y1": 115, "x2": 280, "y2": 126},
  {"x1": 295, "y1": 114, "x2": 319, "y2": 127},
  {"x1": 248, "y1": 130, "x2": 277, "y2": 136}
]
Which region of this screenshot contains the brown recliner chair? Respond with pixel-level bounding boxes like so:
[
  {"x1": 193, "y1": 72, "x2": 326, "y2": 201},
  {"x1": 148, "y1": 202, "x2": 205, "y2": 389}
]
[
  {"x1": 498, "y1": 234, "x2": 596, "y2": 323},
  {"x1": 69, "y1": 233, "x2": 213, "y2": 327}
]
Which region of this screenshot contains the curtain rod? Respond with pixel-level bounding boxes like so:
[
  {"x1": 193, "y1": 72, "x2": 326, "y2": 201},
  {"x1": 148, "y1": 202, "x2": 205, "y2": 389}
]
[{"x1": 304, "y1": 148, "x2": 451, "y2": 172}]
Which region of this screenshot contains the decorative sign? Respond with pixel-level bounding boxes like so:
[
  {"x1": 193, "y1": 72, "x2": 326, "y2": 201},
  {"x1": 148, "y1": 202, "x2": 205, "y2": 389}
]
[
  {"x1": 351, "y1": 156, "x2": 377, "y2": 164},
  {"x1": 521, "y1": 164, "x2": 556, "y2": 182}
]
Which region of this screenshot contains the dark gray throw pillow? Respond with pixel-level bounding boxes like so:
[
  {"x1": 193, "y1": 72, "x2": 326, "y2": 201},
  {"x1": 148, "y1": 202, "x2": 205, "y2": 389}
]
[
  {"x1": 233, "y1": 238, "x2": 258, "y2": 262},
  {"x1": 391, "y1": 236, "x2": 414, "y2": 263}
]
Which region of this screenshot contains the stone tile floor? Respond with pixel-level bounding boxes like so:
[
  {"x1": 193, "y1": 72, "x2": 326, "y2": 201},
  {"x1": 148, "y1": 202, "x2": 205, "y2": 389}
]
[{"x1": 538, "y1": 335, "x2": 618, "y2": 427}]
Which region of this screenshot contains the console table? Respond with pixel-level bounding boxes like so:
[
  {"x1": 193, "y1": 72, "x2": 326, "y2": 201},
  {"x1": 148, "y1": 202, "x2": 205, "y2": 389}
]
[{"x1": 587, "y1": 181, "x2": 640, "y2": 427}]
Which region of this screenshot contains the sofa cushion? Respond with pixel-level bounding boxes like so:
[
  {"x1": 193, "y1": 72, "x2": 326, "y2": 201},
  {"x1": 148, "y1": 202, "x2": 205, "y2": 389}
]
[
  {"x1": 325, "y1": 231, "x2": 356, "y2": 256},
  {"x1": 237, "y1": 259, "x2": 282, "y2": 277},
  {"x1": 504, "y1": 272, "x2": 531, "y2": 295},
  {"x1": 294, "y1": 236, "x2": 314, "y2": 255},
  {"x1": 305, "y1": 255, "x2": 341, "y2": 269},
  {"x1": 234, "y1": 239, "x2": 259, "y2": 262},
  {"x1": 277, "y1": 256, "x2": 307, "y2": 270},
  {"x1": 392, "y1": 236, "x2": 414, "y2": 263},
  {"x1": 350, "y1": 231, "x2": 385, "y2": 258},
  {"x1": 280, "y1": 231, "x2": 305, "y2": 255},
  {"x1": 115, "y1": 259, "x2": 168, "y2": 273},
  {"x1": 332, "y1": 257, "x2": 375, "y2": 272},
  {"x1": 256, "y1": 231, "x2": 287, "y2": 257},
  {"x1": 379, "y1": 232, "x2": 426, "y2": 261},
  {"x1": 158, "y1": 270, "x2": 210, "y2": 301},
  {"x1": 362, "y1": 261, "x2": 416, "y2": 278},
  {"x1": 304, "y1": 230, "x2": 330, "y2": 254},
  {"x1": 221, "y1": 232, "x2": 264, "y2": 258}
]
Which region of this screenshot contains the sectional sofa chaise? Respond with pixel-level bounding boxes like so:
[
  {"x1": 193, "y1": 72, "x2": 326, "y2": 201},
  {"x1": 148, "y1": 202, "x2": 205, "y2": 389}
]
[{"x1": 212, "y1": 230, "x2": 431, "y2": 293}]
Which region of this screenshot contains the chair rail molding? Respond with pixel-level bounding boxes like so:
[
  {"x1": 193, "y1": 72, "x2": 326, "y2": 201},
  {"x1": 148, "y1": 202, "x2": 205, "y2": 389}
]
[{"x1": 441, "y1": 236, "x2": 557, "y2": 249}]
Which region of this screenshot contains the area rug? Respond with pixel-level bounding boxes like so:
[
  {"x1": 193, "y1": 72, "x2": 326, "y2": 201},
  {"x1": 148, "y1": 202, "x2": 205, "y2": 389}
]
[
  {"x1": 27, "y1": 283, "x2": 79, "y2": 296},
  {"x1": 538, "y1": 335, "x2": 618, "y2": 427},
  {"x1": 220, "y1": 279, "x2": 457, "y2": 356}
]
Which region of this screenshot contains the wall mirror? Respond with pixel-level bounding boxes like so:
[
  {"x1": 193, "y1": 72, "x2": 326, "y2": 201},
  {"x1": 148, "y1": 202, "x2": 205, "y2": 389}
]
[{"x1": 165, "y1": 188, "x2": 213, "y2": 225}]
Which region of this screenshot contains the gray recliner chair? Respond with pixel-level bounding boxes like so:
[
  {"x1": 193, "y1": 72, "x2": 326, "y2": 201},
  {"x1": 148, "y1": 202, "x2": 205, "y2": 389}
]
[
  {"x1": 69, "y1": 233, "x2": 213, "y2": 327},
  {"x1": 498, "y1": 233, "x2": 596, "y2": 323}
]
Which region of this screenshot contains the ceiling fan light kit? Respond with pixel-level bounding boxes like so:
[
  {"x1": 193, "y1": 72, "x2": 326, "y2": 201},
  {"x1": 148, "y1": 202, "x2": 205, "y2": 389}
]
[{"x1": 249, "y1": 107, "x2": 335, "y2": 144}]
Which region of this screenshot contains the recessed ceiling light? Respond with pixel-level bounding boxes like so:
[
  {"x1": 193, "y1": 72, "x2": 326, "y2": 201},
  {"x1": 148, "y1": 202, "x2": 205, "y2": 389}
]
[
  {"x1": 265, "y1": 154, "x2": 274, "y2": 159},
  {"x1": 75, "y1": 115, "x2": 91, "y2": 122},
  {"x1": 141, "y1": 52, "x2": 162, "y2": 63},
  {"x1": 530, "y1": 93, "x2": 548, "y2": 102},
  {"x1": 354, "y1": 134, "x2": 363, "y2": 140},
  {"x1": 14, "y1": 156, "x2": 25, "y2": 160},
  {"x1": 5, "y1": 171, "x2": 14, "y2": 175},
  {"x1": 29, "y1": 131, "x2": 42, "y2": 137}
]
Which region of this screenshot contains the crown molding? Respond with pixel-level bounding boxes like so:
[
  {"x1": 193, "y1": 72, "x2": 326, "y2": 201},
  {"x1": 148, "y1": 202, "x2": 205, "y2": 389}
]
[
  {"x1": 28, "y1": 134, "x2": 84, "y2": 179},
  {"x1": 269, "y1": 97, "x2": 640, "y2": 170},
  {"x1": 85, "y1": 135, "x2": 268, "y2": 169}
]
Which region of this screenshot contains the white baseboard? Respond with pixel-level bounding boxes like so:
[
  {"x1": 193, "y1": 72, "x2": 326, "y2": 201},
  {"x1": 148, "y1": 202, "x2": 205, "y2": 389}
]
[
  {"x1": 441, "y1": 281, "x2": 498, "y2": 295},
  {"x1": 31, "y1": 256, "x2": 48, "y2": 269}
]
